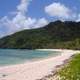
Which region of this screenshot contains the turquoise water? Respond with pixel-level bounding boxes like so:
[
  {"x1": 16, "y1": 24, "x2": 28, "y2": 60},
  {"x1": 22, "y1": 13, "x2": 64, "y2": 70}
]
[{"x1": 0, "y1": 49, "x2": 60, "y2": 66}]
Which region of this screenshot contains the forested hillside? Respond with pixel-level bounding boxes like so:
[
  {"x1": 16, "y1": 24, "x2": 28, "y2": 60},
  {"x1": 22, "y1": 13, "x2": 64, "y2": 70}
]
[{"x1": 0, "y1": 20, "x2": 80, "y2": 49}]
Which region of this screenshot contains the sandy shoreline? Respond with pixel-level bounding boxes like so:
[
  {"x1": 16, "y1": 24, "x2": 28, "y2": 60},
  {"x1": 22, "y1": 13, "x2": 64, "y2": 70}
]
[{"x1": 0, "y1": 49, "x2": 79, "y2": 80}]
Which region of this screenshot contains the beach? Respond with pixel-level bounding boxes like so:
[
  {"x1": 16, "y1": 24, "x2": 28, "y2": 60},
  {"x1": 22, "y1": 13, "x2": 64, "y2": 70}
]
[{"x1": 0, "y1": 49, "x2": 79, "y2": 80}]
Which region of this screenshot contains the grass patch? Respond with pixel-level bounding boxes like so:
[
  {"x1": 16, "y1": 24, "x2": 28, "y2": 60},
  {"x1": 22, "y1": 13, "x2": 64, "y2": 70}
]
[{"x1": 57, "y1": 53, "x2": 80, "y2": 80}]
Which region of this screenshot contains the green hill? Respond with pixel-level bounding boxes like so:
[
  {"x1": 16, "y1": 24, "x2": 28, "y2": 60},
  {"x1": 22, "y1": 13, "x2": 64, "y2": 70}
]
[{"x1": 0, "y1": 20, "x2": 80, "y2": 49}]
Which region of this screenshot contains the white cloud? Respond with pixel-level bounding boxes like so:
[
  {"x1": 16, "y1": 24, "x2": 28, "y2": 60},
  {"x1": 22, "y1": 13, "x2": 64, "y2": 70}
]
[
  {"x1": 12, "y1": 13, "x2": 36, "y2": 29},
  {"x1": 17, "y1": 0, "x2": 32, "y2": 14},
  {"x1": 0, "y1": 16, "x2": 20, "y2": 36},
  {"x1": 11, "y1": 0, "x2": 34, "y2": 29},
  {"x1": 45, "y1": 2, "x2": 74, "y2": 19},
  {"x1": 0, "y1": 0, "x2": 48, "y2": 37},
  {"x1": 0, "y1": 16, "x2": 48, "y2": 37},
  {"x1": 34, "y1": 18, "x2": 48, "y2": 28},
  {"x1": 76, "y1": 14, "x2": 80, "y2": 22}
]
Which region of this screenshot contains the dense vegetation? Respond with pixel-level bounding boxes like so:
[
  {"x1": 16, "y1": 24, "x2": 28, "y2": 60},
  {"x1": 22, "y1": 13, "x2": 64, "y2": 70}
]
[
  {"x1": 0, "y1": 20, "x2": 80, "y2": 49},
  {"x1": 57, "y1": 54, "x2": 80, "y2": 80}
]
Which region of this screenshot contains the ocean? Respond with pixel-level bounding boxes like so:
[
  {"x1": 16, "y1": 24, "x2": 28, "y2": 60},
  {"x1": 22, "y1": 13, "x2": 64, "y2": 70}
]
[{"x1": 0, "y1": 49, "x2": 60, "y2": 66}]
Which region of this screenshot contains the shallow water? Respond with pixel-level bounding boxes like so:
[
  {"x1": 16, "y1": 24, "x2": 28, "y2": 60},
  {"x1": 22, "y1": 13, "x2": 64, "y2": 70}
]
[{"x1": 0, "y1": 49, "x2": 60, "y2": 66}]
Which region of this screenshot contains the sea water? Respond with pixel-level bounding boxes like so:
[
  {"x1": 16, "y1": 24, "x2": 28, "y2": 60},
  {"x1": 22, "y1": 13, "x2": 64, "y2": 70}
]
[{"x1": 0, "y1": 49, "x2": 60, "y2": 66}]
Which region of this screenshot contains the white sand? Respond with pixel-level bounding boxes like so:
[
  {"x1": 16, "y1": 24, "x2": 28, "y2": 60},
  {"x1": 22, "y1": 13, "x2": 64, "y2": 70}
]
[{"x1": 0, "y1": 49, "x2": 79, "y2": 80}]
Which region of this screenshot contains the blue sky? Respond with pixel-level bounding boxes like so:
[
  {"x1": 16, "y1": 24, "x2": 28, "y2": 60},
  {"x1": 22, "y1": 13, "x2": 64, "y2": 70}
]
[
  {"x1": 0, "y1": 0, "x2": 80, "y2": 37},
  {"x1": 28, "y1": 0, "x2": 80, "y2": 20},
  {"x1": 0, "y1": 0, "x2": 80, "y2": 19}
]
